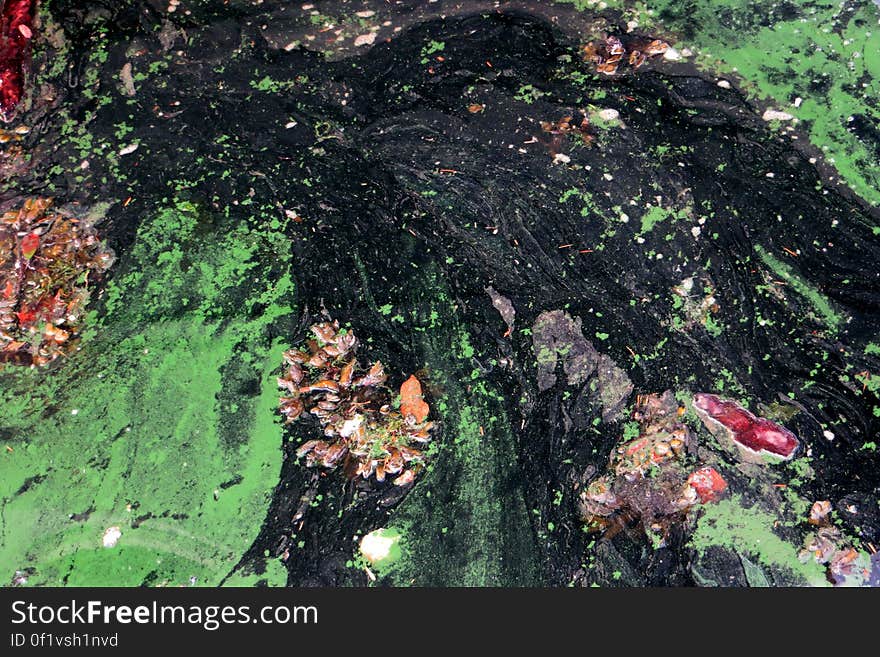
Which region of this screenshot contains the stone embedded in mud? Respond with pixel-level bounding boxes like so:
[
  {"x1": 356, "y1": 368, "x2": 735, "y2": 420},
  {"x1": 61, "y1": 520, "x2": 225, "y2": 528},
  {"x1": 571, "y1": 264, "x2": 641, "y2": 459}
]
[
  {"x1": 532, "y1": 310, "x2": 598, "y2": 391},
  {"x1": 693, "y1": 393, "x2": 800, "y2": 460},
  {"x1": 0, "y1": 0, "x2": 36, "y2": 121},
  {"x1": 595, "y1": 353, "x2": 633, "y2": 422}
]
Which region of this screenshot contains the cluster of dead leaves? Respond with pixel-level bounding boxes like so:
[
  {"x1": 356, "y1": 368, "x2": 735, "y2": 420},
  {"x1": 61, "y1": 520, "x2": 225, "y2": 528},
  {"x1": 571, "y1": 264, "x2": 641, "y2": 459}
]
[
  {"x1": 278, "y1": 319, "x2": 433, "y2": 486},
  {"x1": 0, "y1": 197, "x2": 113, "y2": 366},
  {"x1": 582, "y1": 35, "x2": 668, "y2": 75}
]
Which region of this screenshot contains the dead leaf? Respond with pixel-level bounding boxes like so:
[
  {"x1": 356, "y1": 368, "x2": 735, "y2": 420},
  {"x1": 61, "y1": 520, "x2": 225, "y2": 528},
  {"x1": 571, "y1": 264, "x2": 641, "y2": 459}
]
[{"x1": 400, "y1": 374, "x2": 429, "y2": 423}]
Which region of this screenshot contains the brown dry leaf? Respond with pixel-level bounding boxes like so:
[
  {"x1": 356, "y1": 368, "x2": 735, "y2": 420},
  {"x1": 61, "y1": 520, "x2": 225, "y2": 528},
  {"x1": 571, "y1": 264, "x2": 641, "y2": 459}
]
[{"x1": 400, "y1": 374, "x2": 429, "y2": 423}]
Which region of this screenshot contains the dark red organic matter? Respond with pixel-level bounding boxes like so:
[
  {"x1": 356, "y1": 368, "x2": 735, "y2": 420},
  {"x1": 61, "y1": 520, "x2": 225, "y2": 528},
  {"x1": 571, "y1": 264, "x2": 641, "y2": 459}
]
[
  {"x1": 693, "y1": 393, "x2": 800, "y2": 459},
  {"x1": 0, "y1": 0, "x2": 36, "y2": 121}
]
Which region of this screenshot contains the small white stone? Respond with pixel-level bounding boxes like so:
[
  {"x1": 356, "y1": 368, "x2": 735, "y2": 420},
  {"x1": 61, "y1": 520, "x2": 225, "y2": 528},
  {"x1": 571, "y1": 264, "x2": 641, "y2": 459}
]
[
  {"x1": 766, "y1": 172, "x2": 775, "y2": 178},
  {"x1": 680, "y1": 48, "x2": 693, "y2": 57},
  {"x1": 691, "y1": 226, "x2": 701, "y2": 237},
  {"x1": 102, "y1": 526, "x2": 122, "y2": 548},
  {"x1": 823, "y1": 430, "x2": 835, "y2": 441},
  {"x1": 619, "y1": 213, "x2": 629, "y2": 223},
  {"x1": 597, "y1": 108, "x2": 619, "y2": 121},
  {"x1": 762, "y1": 109, "x2": 795, "y2": 121},
  {"x1": 717, "y1": 79, "x2": 731, "y2": 89},
  {"x1": 360, "y1": 529, "x2": 398, "y2": 564},
  {"x1": 353, "y1": 32, "x2": 377, "y2": 47},
  {"x1": 626, "y1": 20, "x2": 639, "y2": 33},
  {"x1": 284, "y1": 120, "x2": 297, "y2": 129},
  {"x1": 794, "y1": 97, "x2": 803, "y2": 107},
  {"x1": 553, "y1": 153, "x2": 571, "y2": 165},
  {"x1": 603, "y1": 173, "x2": 614, "y2": 181},
  {"x1": 663, "y1": 47, "x2": 681, "y2": 61},
  {"x1": 71, "y1": 409, "x2": 79, "y2": 416},
  {"x1": 119, "y1": 143, "x2": 139, "y2": 156}
]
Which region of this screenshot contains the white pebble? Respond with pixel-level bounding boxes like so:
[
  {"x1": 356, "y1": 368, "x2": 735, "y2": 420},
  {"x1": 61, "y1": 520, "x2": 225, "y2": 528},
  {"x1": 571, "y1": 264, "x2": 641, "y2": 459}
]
[
  {"x1": 691, "y1": 226, "x2": 701, "y2": 237},
  {"x1": 717, "y1": 79, "x2": 731, "y2": 89},
  {"x1": 823, "y1": 430, "x2": 835, "y2": 441},
  {"x1": 663, "y1": 48, "x2": 681, "y2": 61},
  {"x1": 119, "y1": 143, "x2": 139, "y2": 156},
  {"x1": 102, "y1": 527, "x2": 122, "y2": 548},
  {"x1": 762, "y1": 109, "x2": 795, "y2": 121},
  {"x1": 597, "y1": 108, "x2": 619, "y2": 121},
  {"x1": 353, "y1": 32, "x2": 377, "y2": 47}
]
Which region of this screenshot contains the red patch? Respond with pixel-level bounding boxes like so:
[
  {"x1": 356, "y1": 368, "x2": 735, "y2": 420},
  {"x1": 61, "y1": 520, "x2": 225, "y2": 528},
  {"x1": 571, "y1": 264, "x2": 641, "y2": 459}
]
[
  {"x1": 20, "y1": 231, "x2": 39, "y2": 258},
  {"x1": 687, "y1": 467, "x2": 728, "y2": 503},
  {"x1": 694, "y1": 393, "x2": 800, "y2": 459},
  {"x1": 0, "y1": 0, "x2": 36, "y2": 121}
]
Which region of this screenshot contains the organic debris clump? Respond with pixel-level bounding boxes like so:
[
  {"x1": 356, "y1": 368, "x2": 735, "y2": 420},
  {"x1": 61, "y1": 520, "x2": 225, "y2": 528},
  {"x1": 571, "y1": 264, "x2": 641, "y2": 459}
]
[
  {"x1": 582, "y1": 35, "x2": 669, "y2": 75},
  {"x1": 579, "y1": 391, "x2": 727, "y2": 538},
  {"x1": 800, "y1": 500, "x2": 877, "y2": 586},
  {"x1": 0, "y1": 198, "x2": 114, "y2": 365},
  {"x1": 278, "y1": 319, "x2": 433, "y2": 486}
]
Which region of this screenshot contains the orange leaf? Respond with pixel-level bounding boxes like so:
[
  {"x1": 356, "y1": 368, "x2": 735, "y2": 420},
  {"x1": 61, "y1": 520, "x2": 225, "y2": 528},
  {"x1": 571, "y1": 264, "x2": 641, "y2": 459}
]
[
  {"x1": 400, "y1": 374, "x2": 429, "y2": 423},
  {"x1": 20, "y1": 232, "x2": 39, "y2": 259}
]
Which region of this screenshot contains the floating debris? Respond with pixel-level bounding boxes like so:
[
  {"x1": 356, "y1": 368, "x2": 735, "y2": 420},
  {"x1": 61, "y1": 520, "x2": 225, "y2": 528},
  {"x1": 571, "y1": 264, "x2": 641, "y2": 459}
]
[
  {"x1": 799, "y1": 501, "x2": 876, "y2": 586},
  {"x1": 582, "y1": 35, "x2": 669, "y2": 76},
  {"x1": 279, "y1": 320, "x2": 433, "y2": 485},
  {"x1": 693, "y1": 393, "x2": 800, "y2": 461},
  {"x1": 0, "y1": 198, "x2": 114, "y2": 366},
  {"x1": 0, "y1": 0, "x2": 36, "y2": 121},
  {"x1": 540, "y1": 112, "x2": 594, "y2": 148},
  {"x1": 486, "y1": 285, "x2": 515, "y2": 335}
]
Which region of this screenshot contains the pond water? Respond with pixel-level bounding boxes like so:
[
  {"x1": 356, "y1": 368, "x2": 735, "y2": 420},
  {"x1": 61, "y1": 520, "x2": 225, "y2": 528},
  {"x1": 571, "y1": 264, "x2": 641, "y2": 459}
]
[{"x1": 0, "y1": 0, "x2": 878, "y2": 587}]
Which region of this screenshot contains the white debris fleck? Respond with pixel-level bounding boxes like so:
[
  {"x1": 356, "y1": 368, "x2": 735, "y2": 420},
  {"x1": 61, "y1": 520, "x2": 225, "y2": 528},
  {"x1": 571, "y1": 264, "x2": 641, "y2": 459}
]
[
  {"x1": 619, "y1": 213, "x2": 629, "y2": 223},
  {"x1": 102, "y1": 526, "x2": 122, "y2": 548},
  {"x1": 691, "y1": 226, "x2": 701, "y2": 238},
  {"x1": 71, "y1": 409, "x2": 79, "y2": 416},
  {"x1": 794, "y1": 97, "x2": 803, "y2": 107},
  {"x1": 597, "y1": 108, "x2": 619, "y2": 121},
  {"x1": 603, "y1": 173, "x2": 614, "y2": 181},
  {"x1": 717, "y1": 79, "x2": 731, "y2": 89},
  {"x1": 766, "y1": 172, "x2": 775, "y2": 178},
  {"x1": 119, "y1": 143, "x2": 139, "y2": 156},
  {"x1": 663, "y1": 47, "x2": 681, "y2": 61},
  {"x1": 355, "y1": 10, "x2": 375, "y2": 18},
  {"x1": 762, "y1": 109, "x2": 795, "y2": 121},
  {"x1": 360, "y1": 529, "x2": 397, "y2": 564},
  {"x1": 553, "y1": 153, "x2": 571, "y2": 165},
  {"x1": 823, "y1": 430, "x2": 835, "y2": 441},
  {"x1": 626, "y1": 20, "x2": 639, "y2": 33},
  {"x1": 284, "y1": 120, "x2": 297, "y2": 129},
  {"x1": 353, "y1": 32, "x2": 377, "y2": 47}
]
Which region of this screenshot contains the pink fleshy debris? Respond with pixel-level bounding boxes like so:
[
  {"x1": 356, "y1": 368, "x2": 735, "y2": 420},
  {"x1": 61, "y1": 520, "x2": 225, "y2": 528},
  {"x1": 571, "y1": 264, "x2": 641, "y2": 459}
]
[
  {"x1": 693, "y1": 393, "x2": 800, "y2": 459},
  {"x1": 687, "y1": 466, "x2": 727, "y2": 503}
]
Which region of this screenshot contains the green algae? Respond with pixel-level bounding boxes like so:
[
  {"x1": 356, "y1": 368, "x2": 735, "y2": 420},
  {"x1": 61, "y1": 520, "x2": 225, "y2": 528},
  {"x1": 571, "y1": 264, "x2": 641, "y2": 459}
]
[
  {"x1": 0, "y1": 199, "x2": 296, "y2": 586},
  {"x1": 754, "y1": 245, "x2": 844, "y2": 333},
  {"x1": 557, "y1": 0, "x2": 880, "y2": 209},
  {"x1": 378, "y1": 267, "x2": 539, "y2": 586},
  {"x1": 690, "y1": 496, "x2": 828, "y2": 587}
]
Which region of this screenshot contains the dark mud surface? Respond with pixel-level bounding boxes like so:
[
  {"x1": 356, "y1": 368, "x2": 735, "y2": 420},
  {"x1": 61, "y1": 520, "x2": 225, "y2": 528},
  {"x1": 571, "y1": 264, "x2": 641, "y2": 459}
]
[{"x1": 1, "y1": 1, "x2": 878, "y2": 587}]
